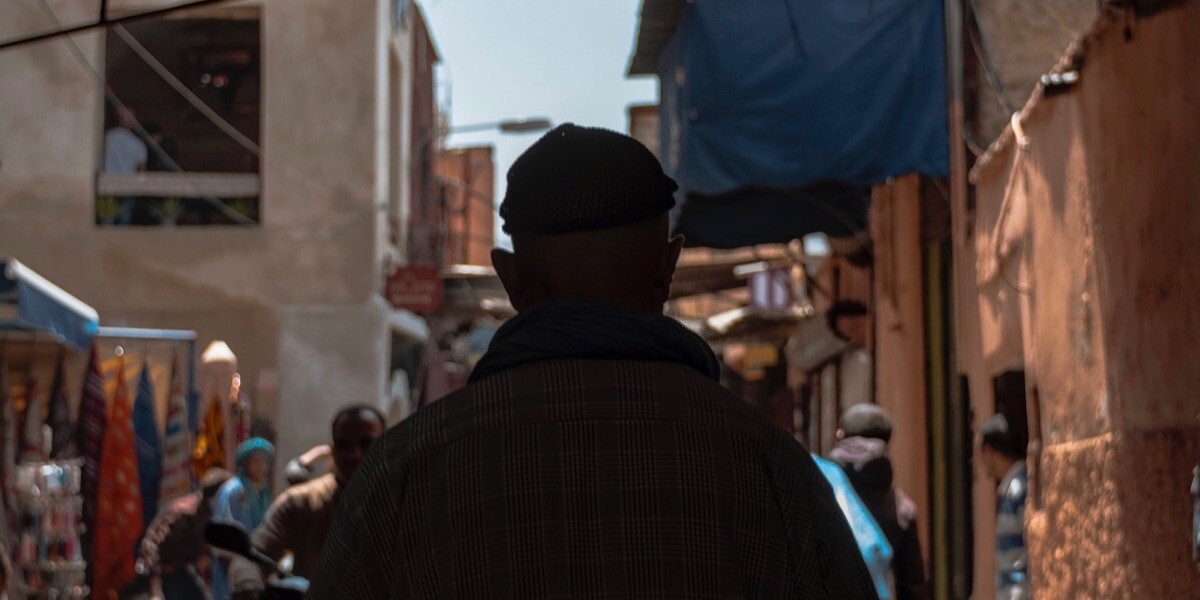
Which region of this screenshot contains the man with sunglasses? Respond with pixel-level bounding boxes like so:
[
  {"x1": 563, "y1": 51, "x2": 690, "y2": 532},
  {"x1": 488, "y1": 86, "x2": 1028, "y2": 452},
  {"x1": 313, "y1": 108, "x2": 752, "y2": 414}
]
[{"x1": 229, "y1": 404, "x2": 385, "y2": 599}]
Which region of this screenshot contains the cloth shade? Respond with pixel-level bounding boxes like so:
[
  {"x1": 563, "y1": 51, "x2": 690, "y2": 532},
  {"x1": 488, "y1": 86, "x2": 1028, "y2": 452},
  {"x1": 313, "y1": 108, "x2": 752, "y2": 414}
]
[
  {"x1": 133, "y1": 362, "x2": 163, "y2": 530},
  {"x1": 92, "y1": 357, "x2": 143, "y2": 599},
  {"x1": 160, "y1": 353, "x2": 192, "y2": 501},
  {"x1": 652, "y1": 0, "x2": 947, "y2": 248}
]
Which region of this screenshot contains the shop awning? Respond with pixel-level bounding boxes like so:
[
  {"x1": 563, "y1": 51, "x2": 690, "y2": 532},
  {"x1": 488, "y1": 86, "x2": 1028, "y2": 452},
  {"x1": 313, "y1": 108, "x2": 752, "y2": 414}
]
[
  {"x1": 630, "y1": 0, "x2": 948, "y2": 248},
  {"x1": 0, "y1": 259, "x2": 99, "y2": 350}
]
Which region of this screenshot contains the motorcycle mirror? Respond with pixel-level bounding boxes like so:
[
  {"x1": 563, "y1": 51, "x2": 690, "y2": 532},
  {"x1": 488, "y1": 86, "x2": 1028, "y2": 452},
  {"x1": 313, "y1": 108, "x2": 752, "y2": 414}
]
[{"x1": 206, "y1": 520, "x2": 253, "y2": 557}]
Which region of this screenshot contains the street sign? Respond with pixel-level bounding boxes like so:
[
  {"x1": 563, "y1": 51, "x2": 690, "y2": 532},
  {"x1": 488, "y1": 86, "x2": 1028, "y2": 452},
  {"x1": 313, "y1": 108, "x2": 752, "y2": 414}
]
[{"x1": 385, "y1": 266, "x2": 443, "y2": 313}]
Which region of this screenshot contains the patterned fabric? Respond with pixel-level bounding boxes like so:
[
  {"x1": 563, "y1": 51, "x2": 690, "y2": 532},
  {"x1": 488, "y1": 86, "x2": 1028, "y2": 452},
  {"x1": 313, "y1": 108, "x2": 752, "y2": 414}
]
[
  {"x1": 76, "y1": 346, "x2": 108, "y2": 573},
  {"x1": 192, "y1": 394, "x2": 225, "y2": 479},
  {"x1": 133, "y1": 363, "x2": 163, "y2": 530},
  {"x1": 18, "y1": 373, "x2": 42, "y2": 462},
  {"x1": 46, "y1": 354, "x2": 78, "y2": 459},
  {"x1": 995, "y1": 461, "x2": 1030, "y2": 600},
  {"x1": 92, "y1": 357, "x2": 144, "y2": 599},
  {"x1": 160, "y1": 354, "x2": 193, "y2": 501},
  {"x1": 311, "y1": 359, "x2": 879, "y2": 599},
  {"x1": 0, "y1": 355, "x2": 13, "y2": 522}
]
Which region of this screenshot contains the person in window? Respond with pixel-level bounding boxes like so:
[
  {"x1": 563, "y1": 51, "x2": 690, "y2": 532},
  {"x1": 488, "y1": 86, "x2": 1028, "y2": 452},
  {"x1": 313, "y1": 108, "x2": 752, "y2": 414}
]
[
  {"x1": 228, "y1": 406, "x2": 385, "y2": 600},
  {"x1": 309, "y1": 124, "x2": 878, "y2": 599},
  {"x1": 828, "y1": 404, "x2": 930, "y2": 600},
  {"x1": 211, "y1": 438, "x2": 275, "y2": 600},
  {"x1": 103, "y1": 106, "x2": 147, "y2": 225},
  {"x1": 976, "y1": 414, "x2": 1031, "y2": 599}
]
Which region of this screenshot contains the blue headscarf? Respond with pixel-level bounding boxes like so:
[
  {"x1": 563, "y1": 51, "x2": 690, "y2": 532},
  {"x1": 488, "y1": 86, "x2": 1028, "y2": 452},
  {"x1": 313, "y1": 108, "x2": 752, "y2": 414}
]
[{"x1": 234, "y1": 437, "x2": 275, "y2": 528}]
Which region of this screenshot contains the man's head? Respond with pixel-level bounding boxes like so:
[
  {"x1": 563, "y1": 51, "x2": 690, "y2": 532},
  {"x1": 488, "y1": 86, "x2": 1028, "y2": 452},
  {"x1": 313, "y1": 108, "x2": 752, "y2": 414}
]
[
  {"x1": 200, "y1": 467, "x2": 234, "y2": 509},
  {"x1": 492, "y1": 124, "x2": 683, "y2": 314},
  {"x1": 975, "y1": 414, "x2": 1023, "y2": 480},
  {"x1": 116, "y1": 106, "x2": 138, "y2": 129},
  {"x1": 331, "y1": 404, "x2": 386, "y2": 483},
  {"x1": 837, "y1": 403, "x2": 893, "y2": 443}
]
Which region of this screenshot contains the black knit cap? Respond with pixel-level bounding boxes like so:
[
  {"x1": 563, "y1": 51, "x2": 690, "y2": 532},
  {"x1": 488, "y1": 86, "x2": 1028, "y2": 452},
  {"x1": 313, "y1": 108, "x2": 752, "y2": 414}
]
[{"x1": 500, "y1": 123, "x2": 678, "y2": 235}]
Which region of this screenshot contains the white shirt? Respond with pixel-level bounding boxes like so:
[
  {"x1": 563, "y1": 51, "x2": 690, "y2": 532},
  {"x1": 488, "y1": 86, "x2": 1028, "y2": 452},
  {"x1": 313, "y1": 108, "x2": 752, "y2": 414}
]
[{"x1": 103, "y1": 127, "x2": 147, "y2": 174}]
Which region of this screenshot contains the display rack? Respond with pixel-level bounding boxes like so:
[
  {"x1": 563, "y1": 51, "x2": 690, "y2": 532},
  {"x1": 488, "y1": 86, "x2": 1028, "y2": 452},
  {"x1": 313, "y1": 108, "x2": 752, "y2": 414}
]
[{"x1": 10, "y1": 460, "x2": 87, "y2": 599}]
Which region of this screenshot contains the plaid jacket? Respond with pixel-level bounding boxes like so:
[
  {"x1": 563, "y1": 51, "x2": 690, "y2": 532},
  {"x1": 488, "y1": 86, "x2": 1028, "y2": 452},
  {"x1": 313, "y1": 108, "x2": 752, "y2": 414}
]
[{"x1": 310, "y1": 360, "x2": 879, "y2": 599}]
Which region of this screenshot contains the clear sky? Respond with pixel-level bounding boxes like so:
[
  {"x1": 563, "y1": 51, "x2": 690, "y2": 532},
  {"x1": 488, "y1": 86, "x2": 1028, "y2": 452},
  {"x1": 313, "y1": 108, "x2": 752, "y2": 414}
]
[{"x1": 422, "y1": 0, "x2": 656, "y2": 246}]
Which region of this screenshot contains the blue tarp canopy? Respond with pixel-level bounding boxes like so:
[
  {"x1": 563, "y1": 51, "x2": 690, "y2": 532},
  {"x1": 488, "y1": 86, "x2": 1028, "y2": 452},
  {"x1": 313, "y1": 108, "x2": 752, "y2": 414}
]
[
  {"x1": 0, "y1": 259, "x2": 99, "y2": 350},
  {"x1": 636, "y1": 0, "x2": 949, "y2": 248}
]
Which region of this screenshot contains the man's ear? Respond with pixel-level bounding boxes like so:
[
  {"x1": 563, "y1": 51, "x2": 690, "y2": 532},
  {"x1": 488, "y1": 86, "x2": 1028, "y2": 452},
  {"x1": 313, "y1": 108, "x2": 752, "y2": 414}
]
[
  {"x1": 491, "y1": 248, "x2": 525, "y2": 311},
  {"x1": 654, "y1": 235, "x2": 686, "y2": 305}
]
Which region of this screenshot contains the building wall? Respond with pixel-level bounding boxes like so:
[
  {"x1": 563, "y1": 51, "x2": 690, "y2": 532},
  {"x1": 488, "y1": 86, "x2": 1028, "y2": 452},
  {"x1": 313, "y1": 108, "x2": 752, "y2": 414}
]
[
  {"x1": 436, "y1": 145, "x2": 495, "y2": 267},
  {"x1": 0, "y1": 0, "x2": 407, "y2": 478},
  {"x1": 870, "y1": 175, "x2": 931, "y2": 566},
  {"x1": 965, "y1": 3, "x2": 1200, "y2": 597}
]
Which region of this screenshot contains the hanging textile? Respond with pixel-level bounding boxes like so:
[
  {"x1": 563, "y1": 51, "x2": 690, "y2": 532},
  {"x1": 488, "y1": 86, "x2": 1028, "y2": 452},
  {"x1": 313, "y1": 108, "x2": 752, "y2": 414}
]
[
  {"x1": 91, "y1": 357, "x2": 142, "y2": 599},
  {"x1": 18, "y1": 373, "x2": 42, "y2": 462},
  {"x1": 46, "y1": 352, "x2": 77, "y2": 459},
  {"x1": 160, "y1": 353, "x2": 192, "y2": 501},
  {"x1": 0, "y1": 354, "x2": 13, "y2": 521},
  {"x1": 192, "y1": 393, "x2": 225, "y2": 479},
  {"x1": 132, "y1": 362, "x2": 162, "y2": 531},
  {"x1": 75, "y1": 345, "x2": 107, "y2": 573}
]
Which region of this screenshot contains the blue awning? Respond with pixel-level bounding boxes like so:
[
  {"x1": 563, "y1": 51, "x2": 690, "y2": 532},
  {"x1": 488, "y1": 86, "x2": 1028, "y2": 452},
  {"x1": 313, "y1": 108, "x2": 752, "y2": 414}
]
[
  {"x1": 634, "y1": 0, "x2": 949, "y2": 248},
  {"x1": 0, "y1": 259, "x2": 99, "y2": 350}
]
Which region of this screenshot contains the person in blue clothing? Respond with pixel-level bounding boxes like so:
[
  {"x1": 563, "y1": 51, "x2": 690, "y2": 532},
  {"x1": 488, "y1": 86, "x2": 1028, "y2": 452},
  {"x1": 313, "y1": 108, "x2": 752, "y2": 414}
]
[
  {"x1": 976, "y1": 415, "x2": 1030, "y2": 599},
  {"x1": 211, "y1": 437, "x2": 275, "y2": 600}
]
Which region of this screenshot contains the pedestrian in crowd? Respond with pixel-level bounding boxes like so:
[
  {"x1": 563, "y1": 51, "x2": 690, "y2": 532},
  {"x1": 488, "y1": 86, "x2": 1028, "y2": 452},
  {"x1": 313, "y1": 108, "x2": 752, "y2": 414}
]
[
  {"x1": 102, "y1": 106, "x2": 147, "y2": 225},
  {"x1": 828, "y1": 404, "x2": 930, "y2": 600},
  {"x1": 211, "y1": 438, "x2": 275, "y2": 600},
  {"x1": 228, "y1": 406, "x2": 384, "y2": 599},
  {"x1": 309, "y1": 124, "x2": 877, "y2": 599},
  {"x1": 976, "y1": 414, "x2": 1031, "y2": 600},
  {"x1": 137, "y1": 468, "x2": 234, "y2": 600},
  {"x1": 282, "y1": 443, "x2": 331, "y2": 487}
]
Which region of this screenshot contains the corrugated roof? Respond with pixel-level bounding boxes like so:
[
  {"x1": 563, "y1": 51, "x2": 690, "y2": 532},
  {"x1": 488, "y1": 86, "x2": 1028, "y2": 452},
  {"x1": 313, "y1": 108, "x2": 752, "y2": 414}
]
[{"x1": 627, "y1": 0, "x2": 686, "y2": 76}]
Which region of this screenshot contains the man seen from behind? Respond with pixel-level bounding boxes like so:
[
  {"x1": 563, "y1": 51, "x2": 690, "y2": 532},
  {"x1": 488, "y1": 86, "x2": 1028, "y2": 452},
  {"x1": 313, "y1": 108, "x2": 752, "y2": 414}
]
[
  {"x1": 828, "y1": 404, "x2": 930, "y2": 600},
  {"x1": 310, "y1": 124, "x2": 878, "y2": 599}
]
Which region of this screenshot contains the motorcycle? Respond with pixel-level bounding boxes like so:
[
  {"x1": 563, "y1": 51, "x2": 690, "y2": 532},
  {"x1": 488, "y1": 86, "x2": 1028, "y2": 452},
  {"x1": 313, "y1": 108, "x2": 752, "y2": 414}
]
[{"x1": 205, "y1": 521, "x2": 309, "y2": 600}]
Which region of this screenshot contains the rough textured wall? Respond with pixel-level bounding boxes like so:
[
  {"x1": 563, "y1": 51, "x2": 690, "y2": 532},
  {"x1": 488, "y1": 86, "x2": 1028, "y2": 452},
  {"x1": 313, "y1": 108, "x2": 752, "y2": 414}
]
[
  {"x1": 1030, "y1": 431, "x2": 1199, "y2": 598},
  {"x1": 973, "y1": 0, "x2": 1098, "y2": 142},
  {"x1": 970, "y1": 3, "x2": 1200, "y2": 596}
]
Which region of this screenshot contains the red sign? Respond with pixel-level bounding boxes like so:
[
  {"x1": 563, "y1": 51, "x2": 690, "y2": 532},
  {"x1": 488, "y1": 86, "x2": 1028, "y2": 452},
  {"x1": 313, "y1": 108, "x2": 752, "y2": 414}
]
[{"x1": 385, "y1": 266, "x2": 443, "y2": 313}]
